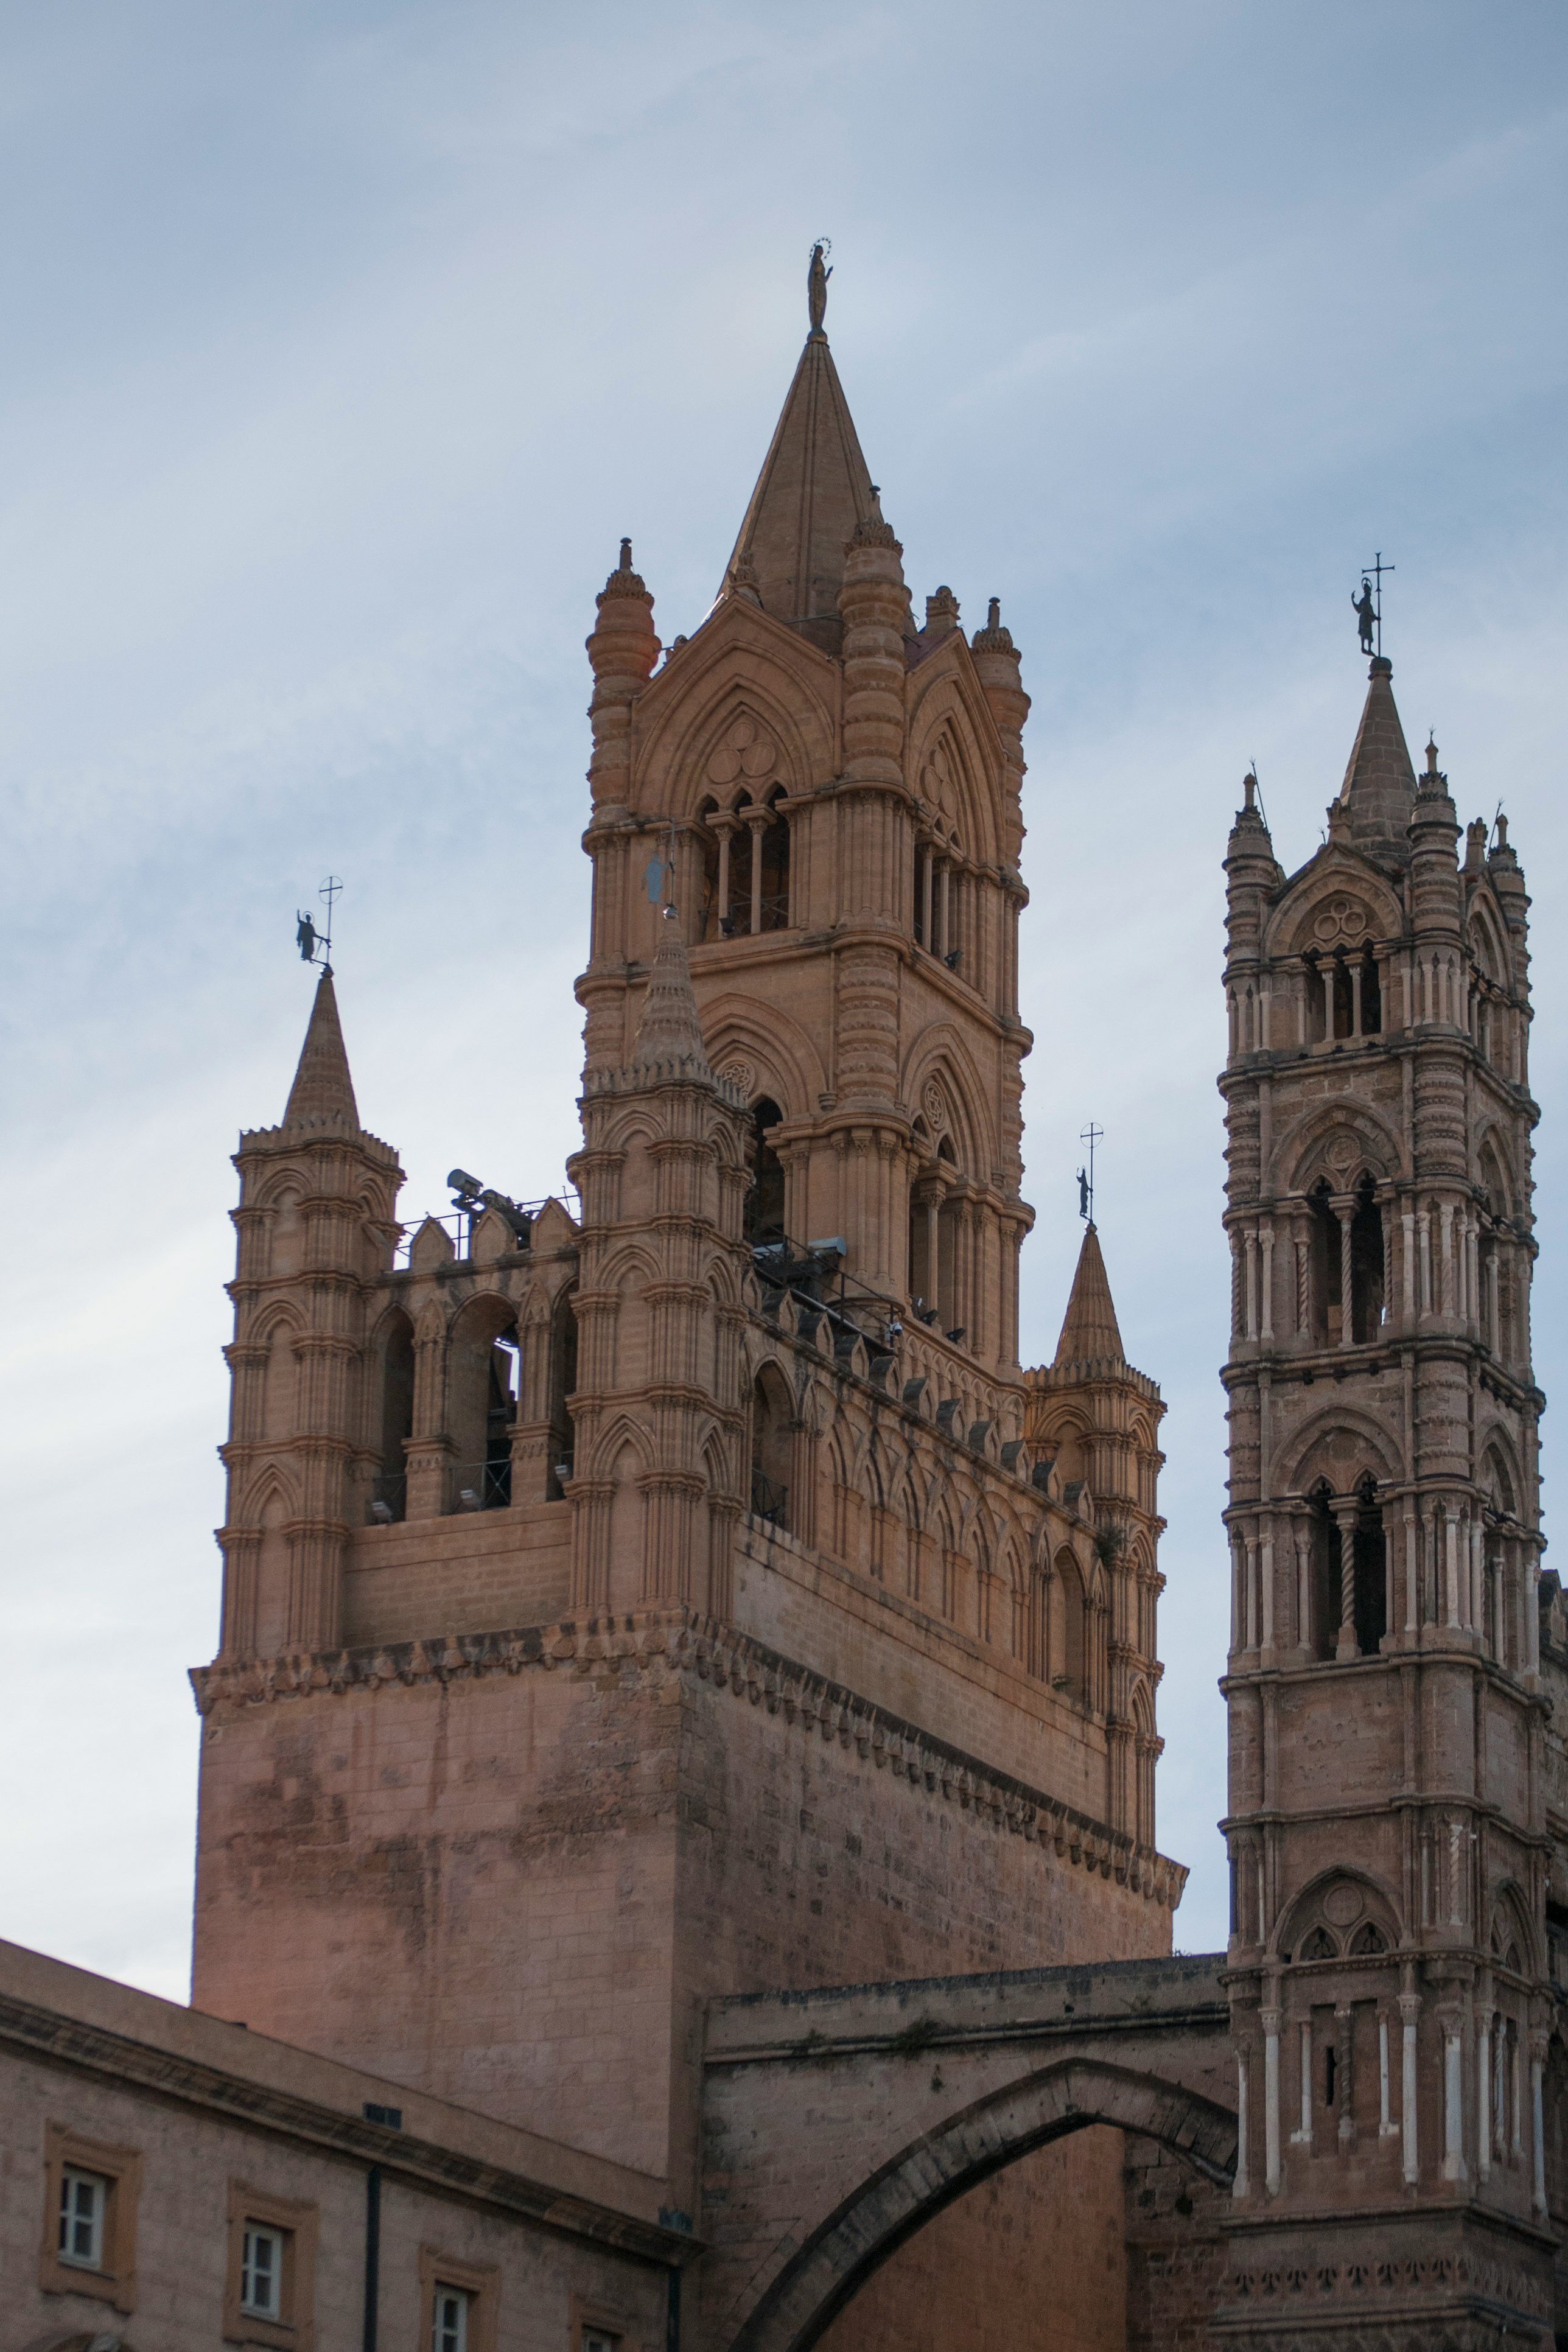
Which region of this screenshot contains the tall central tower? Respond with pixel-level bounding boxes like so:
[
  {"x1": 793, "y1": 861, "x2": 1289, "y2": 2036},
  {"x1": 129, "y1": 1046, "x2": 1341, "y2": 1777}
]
[
  {"x1": 190, "y1": 266, "x2": 1177, "y2": 2352},
  {"x1": 1215, "y1": 657, "x2": 1552, "y2": 2347},
  {"x1": 576, "y1": 295, "x2": 1034, "y2": 1365}
]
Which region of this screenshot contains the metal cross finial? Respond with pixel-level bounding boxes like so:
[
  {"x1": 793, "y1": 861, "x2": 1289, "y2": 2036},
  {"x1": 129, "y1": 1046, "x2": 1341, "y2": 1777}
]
[
  {"x1": 1077, "y1": 1122, "x2": 1103, "y2": 1223},
  {"x1": 1354, "y1": 551, "x2": 1395, "y2": 657},
  {"x1": 296, "y1": 874, "x2": 342, "y2": 975}
]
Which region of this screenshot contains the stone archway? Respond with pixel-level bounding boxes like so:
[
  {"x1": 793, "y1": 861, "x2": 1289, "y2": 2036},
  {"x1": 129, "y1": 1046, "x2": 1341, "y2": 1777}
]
[{"x1": 727, "y1": 2056, "x2": 1236, "y2": 2352}]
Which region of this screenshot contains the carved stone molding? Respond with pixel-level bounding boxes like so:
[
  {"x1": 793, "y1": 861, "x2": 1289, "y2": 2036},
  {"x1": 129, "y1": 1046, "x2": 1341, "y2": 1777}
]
[{"x1": 188, "y1": 1607, "x2": 1187, "y2": 1910}]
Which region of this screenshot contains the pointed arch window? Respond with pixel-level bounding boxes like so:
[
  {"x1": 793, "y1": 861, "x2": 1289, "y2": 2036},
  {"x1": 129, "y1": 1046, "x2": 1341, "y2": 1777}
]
[
  {"x1": 744, "y1": 1099, "x2": 786, "y2": 1247},
  {"x1": 1351, "y1": 1472, "x2": 1387, "y2": 1654},
  {"x1": 445, "y1": 1296, "x2": 519, "y2": 1512},
  {"x1": 750, "y1": 1366, "x2": 791, "y2": 1527},
  {"x1": 1309, "y1": 1180, "x2": 1339, "y2": 1344},
  {"x1": 1308, "y1": 1482, "x2": 1338, "y2": 1660},
  {"x1": 373, "y1": 1310, "x2": 414, "y2": 1521},
  {"x1": 758, "y1": 787, "x2": 791, "y2": 929},
  {"x1": 546, "y1": 1286, "x2": 578, "y2": 1498},
  {"x1": 1349, "y1": 1174, "x2": 1385, "y2": 1342}
]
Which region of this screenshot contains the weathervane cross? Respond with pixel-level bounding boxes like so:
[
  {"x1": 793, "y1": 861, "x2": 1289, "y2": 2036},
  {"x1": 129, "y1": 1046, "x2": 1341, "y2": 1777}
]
[
  {"x1": 1077, "y1": 1122, "x2": 1103, "y2": 1224},
  {"x1": 296, "y1": 874, "x2": 343, "y2": 975},
  {"x1": 1354, "y1": 551, "x2": 1395, "y2": 658}
]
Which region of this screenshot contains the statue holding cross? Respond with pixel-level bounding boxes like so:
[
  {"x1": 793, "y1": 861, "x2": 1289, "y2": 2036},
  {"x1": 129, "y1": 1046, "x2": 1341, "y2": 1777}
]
[{"x1": 1353, "y1": 552, "x2": 1394, "y2": 657}]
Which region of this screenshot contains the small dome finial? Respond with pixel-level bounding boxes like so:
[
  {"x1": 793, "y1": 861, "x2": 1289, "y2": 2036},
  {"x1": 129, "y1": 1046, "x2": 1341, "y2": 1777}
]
[
  {"x1": 1243, "y1": 770, "x2": 1258, "y2": 811},
  {"x1": 619, "y1": 536, "x2": 634, "y2": 571},
  {"x1": 1424, "y1": 732, "x2": 1440, "y2": 775}
]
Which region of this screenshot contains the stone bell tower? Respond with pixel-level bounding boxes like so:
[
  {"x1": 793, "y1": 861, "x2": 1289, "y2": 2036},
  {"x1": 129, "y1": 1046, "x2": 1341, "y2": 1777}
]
[
  {"x1": 1214, "y1": 654, "x2": 1552, "y2": 2347},
  {"x1": 575, "y1": 273, "x2": 1035, "y2": 1370}
]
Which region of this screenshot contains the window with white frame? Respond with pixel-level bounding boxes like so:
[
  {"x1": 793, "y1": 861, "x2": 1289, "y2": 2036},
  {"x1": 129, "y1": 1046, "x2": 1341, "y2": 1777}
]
[
  {"x1": 433, "y1": 2284, "x2": 472, "y2": 2352},
  {"x1": 581, "y1": 2333, "x2": 620, "y2": 2352},
  {"x1": 57, "y1": 2166, "x2": 107, "y2": 2269},
  {"x1": 240, "y1": 2222, "x2": 286, "y2": 2317}
]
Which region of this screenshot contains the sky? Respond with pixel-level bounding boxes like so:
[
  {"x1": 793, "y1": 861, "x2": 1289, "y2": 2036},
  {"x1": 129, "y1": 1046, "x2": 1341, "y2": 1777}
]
[{"x1": 1, "y1": 0, "x2": 1565, "y2": 1996}]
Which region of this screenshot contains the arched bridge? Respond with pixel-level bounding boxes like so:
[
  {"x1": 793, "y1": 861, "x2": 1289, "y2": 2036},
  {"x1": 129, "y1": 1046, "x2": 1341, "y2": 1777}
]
[{"x1": 698, "y1": 1952, "x2": 1234, "y2": 2352}]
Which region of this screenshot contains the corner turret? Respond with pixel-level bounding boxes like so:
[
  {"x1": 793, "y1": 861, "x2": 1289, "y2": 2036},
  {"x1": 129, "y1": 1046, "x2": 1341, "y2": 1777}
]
[{"x1": 219, "y1": 979, "x2": 403, "y2": 1658}]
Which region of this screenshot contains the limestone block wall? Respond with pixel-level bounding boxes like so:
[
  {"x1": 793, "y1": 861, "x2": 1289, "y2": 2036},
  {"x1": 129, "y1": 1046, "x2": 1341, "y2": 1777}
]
[
  {"x1": 192, "y1": 1610, "x2": 1178, "y2": 2210},
  {"x1": 730, "y1": 1521, "x2": 1132, "y2": 1839},
  {"x1": 0, "y1": 1941, "x2": 676, "y2": 2352},
  {"x1": 341, "y1": 1500, "x2": 572, "y2": 1646}
]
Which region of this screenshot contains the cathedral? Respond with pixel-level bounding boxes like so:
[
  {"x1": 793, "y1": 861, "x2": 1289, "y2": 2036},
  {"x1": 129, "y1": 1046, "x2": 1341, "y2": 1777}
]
[{"x1": 2, "y1": 259, "x2": 1564, "y2": 2352}]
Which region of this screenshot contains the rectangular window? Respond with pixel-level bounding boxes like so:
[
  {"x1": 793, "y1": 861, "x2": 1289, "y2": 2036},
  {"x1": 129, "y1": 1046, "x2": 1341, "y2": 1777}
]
[
  {"x1": 58, "y1": 2166, "x2": 107, "y2": 2269},
  {"x1": 241, "y1": 2224, "x2": 285, "y2": 2315},
  {"x1": 433, "y1": 2286, "x2": 471, "y2": 2352},
  {"x1": 40, "y1": 2127, "x2": 141, "y2": 2312},
  {"x1": 225, "y1": 2180, "x2": 317, "y2": 2348},
  {"x1": 421, "y1": 2248, "x2": 497, "y2": 2352},
  {"x1": 581, "y1": 2333, "x2": 620, "y2": 2352}
]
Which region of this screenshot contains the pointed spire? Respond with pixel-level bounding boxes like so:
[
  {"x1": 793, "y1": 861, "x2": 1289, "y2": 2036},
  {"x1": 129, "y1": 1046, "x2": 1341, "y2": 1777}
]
[
  {"x1": 1054, "y1": 1223, "x2": 1126, "y2": 1368},
  {"x1": 721, "y1": 317, "x2": 877, "y2": 645},
  {"x1": 630, "y1": 910, "x2": 712, "y2": 1079},
  {"x1": 283, "y1": 971, "x2": 361, "y2": 1132},
  {"x1": 1335, "y1": 655, "x2": 1416, "y2": 854}
]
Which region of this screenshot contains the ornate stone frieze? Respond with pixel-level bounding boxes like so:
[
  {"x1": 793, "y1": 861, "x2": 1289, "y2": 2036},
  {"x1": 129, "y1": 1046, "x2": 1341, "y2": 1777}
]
[{"x1": 188, "y1": 1606, "x2": 1187, "y2": 1910}]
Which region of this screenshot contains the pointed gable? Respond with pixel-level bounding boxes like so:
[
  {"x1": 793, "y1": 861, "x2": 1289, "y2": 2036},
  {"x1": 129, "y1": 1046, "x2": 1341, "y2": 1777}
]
[
  {"x1": 283, "y1": 973, "x2": 361, "y2": 1132},
  {"x1": 1054, "y1": 1223, "x2": 1125, "y2": 1368},
  {"x1": 1335, "y1": 656, "x2": 1416, "y2": 859},
  {"x1": 721, "y1": 327, "x2": 876, "y2": 648}
]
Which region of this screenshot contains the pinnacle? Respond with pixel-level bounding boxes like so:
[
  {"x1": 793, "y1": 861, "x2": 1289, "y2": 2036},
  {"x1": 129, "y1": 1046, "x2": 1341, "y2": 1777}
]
[
  {"x1": 282, "y1": 971, "x2": 361, "y2": 1132},
  {"x1": 1335, "y1": 656, "x2": 1416, "y2": 854},
  {"x1": 721, "y1": 327, "x2": 877, "y2": 643},
  {"x1": 630, "y1": 912, "x2": 712, "y2": 1079},
  {"x1": 1053, "y1": 1223, "x2": 1126, "y2": 1368}
]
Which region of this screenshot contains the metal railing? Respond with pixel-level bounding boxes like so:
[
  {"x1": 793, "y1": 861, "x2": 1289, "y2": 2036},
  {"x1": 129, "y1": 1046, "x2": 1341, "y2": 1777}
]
[
  {"x1": 452, "y1": 1458, "x2": 512, "y2": 1513},
  {"x1": 393, "y1": 1190, "x2": 581, "y2": 1270},
  {"x1": 748, "y1": 1235, "x2": 905, "y2": 1354},
  {"x1": 367, "y1": 1473, "x2": 407, "y2": 1525},
  {"x1": 751, "y1": 1473, "x2": 788, "y2": 1528}
]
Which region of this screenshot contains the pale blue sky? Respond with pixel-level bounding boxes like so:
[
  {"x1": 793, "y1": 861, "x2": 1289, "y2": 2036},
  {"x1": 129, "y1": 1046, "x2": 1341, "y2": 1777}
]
[{"x1": 2, "y1": 1, "x2": 1564, "y2": 1989}]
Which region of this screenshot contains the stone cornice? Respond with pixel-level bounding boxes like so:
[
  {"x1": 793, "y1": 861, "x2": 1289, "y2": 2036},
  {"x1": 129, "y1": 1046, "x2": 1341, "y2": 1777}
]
[
  {"x1": 0, "y1": 1987, "x2": 696, "y2": 2269},
  {"x1": 189, "y1": 1609, "x2": 1187, "y2": 1913}
]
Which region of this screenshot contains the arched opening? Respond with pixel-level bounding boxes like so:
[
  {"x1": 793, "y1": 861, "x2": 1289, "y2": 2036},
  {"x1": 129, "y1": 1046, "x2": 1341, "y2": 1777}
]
[
  {"x1": 268, "y1": 1187, "x2": 303, "y2": 1277},
  {"x1": 745, "y1": 1098, "x2": 786, "y2": 1247},
  {"x1": 546, "y1": 1286, "x2": 578, "y2": 1499},
  {"x1": 729, "y1": 2059, "x2": 1236, "y2": 2352},
  {"x1": 907, "y1": 1118, "x2": 933, "y2": 1307},
  {"x1": 758, "y1": 786, "x2": 791, "y2": 930},
  {"x1": 1360, "y1": 947, "x2": 1382, "y2": 1034},
  {"x1": 1303, "y1": 952, "x2": 1328, "y2": 1042},
  {"x1": 446, "y1": 1295, "x2": 519, "y2": 1511},
  {"x1": 728, "y1": 811, "x2": 753, "y2": 937},
  {"x1": 374, "y1": 1310, "x2": 414, "y2": 1521},
  {"x1": 1331, "y1": 955, "x2": 1354, "y2": 1040},
  {"x1": 1351, "y1": 1471, "x2": 1387, "y2": 1655},
  {"x1": 1309, "y1": 1179, "x2": 1338, "y2": 1343},
  {"x1": 751, "y1": 1363, "x2": 792, "y2": 1528},
  {"x1": 1308, "y1": 1482, "x2": 1338, "y2": 1660},
  {"x1": 696, "y1": 796, "x2": 722, "y2": 941},
  {"x1": 1054, "y1": 1551, "x2": 1087, "y2": 1698},
  {"x1": 944, "y1": 840, "x2": 965, "y2": 972},
  {"x1": 1349, "y1": 1174, "x2": 1384, "y2": 1342},
  {"x1": 1132, "y1": 1683, "x2": 1157, "y2": 1847}
]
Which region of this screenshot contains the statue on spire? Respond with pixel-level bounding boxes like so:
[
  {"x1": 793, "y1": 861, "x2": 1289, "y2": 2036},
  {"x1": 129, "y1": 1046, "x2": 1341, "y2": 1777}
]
[
  {"x1": 1353, "y1": 576, "x2": 1376, "y2": 656},
  {"x1": 807, "y1": 239, "x2": 831, "y2": 334}
]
